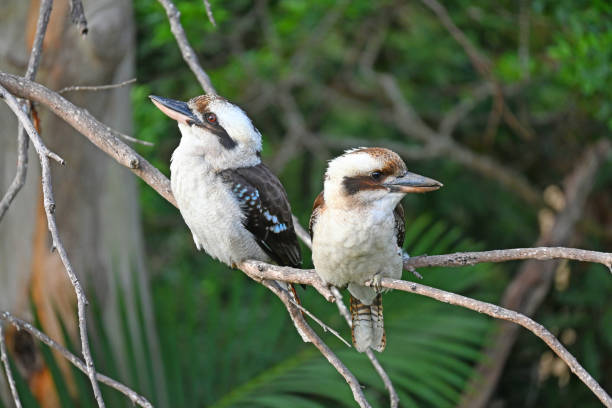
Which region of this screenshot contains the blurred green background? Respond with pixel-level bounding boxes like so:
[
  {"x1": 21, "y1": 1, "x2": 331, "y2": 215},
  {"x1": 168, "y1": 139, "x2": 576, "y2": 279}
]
[{"x1": 120, "y1": 0, "x2": 612, "y2": 406}]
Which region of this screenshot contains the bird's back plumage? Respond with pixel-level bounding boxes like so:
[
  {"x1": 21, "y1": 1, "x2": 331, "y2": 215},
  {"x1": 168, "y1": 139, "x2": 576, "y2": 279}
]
[{"x1": 219, "y1": 163, "x2": 301, "y2": 267}]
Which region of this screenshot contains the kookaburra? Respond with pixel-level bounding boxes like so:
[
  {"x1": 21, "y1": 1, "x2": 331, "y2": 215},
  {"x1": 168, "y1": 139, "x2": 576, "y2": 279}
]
[
  {"x1": 309, "y1": 148, "x2": 442, "y2": 352},
  {"x1": 149, "y1": 93, "x2": 301, "y2": 287}
]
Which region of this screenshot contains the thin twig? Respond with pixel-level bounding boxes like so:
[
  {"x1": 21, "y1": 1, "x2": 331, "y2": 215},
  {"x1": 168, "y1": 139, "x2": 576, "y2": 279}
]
[
  {"x1": 287, "y1": 298, "x2": 352, "y2": 348},
  {"x1": 0, "y1": 84, "x2": 105, "y2": 408},
  {"x1": 156, "y1": 0, "x2": 216, "y2": 94},
  {"x1": 202, "y1": 0, "x2": 217, "y2": 26},
  {"x1": 25, "y1": 0, "x2": 54, "y2": 81},
  {"x1": 331, "y1": 288, "x2": 400, "y2": 408},
  {"x1": 69, "y1": 0, "x2": 88, "y2": 35},
  {"x1": 0, "y1": 129, "x2": 29, "y2": 223},
  {"x1": 58, "y1": 78, "x2": 137, "y2": 94},
  {"x1": 259, "y1": 280, "x2": 372, "y2": 408},
  {"x1": 0, "y1": 312, "x2": 153, "y2": 408},
  {"x1": 0, "y1": 0, "x2": 53, "y2": 223},
  {"x1": 366, "y1": 278, "x2": 612, "y2": 407},
  {"x1": 404, "y1": 247, "x2": 612, "y2": 272},
  {"x1": 0, "y1": 323, "x2": 22, "y2": 408}
]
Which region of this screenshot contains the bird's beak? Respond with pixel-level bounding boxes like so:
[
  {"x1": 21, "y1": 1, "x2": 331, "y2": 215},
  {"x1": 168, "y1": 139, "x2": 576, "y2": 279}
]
[
  {"x1": 385, "y1": 171, "x2": 443, "y2": 193},
  {"x1": 149, "y1": 95, "x2": 200, "y2": 126}
]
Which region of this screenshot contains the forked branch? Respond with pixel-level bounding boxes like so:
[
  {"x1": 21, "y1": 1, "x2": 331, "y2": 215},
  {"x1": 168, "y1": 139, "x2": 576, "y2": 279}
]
[{"x1": 0, "y1": 312, "x2": 153, "y2": 408}]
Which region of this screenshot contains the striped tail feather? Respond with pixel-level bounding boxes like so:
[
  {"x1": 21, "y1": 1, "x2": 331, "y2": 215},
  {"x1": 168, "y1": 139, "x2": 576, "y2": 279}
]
[{"x1": 350, "y1": 294, "x2": 386, "y2": 352}]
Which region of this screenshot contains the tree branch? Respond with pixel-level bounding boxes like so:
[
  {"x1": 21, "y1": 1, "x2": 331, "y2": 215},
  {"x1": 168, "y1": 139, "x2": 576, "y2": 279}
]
[
  {"x1": 0, "y1": 323, "x2": 21, "y2": 408},
  {"x1": 231, "y1": 260, "x2": 612, "y2": 407},
  {"x1": 155, "y1": 0, "x2": 216, "y2": 94},
  {"x1": 0, "y1": 128, "x2": 29, "y2": 223},
  {"x1": 0, "y1": 312, "x2": 153, "y2": 408},
  {"x1": 0, "y1": 0, "x2": 53, "y2": 223},
  {"x1": 202, "y1": 0, "x2": 216, "y2": 27},
  {"x1": 0, "y1": 84, "x2": 105, "y2": 408},
  {"x1": 255, "y1": 279, "x2": 372, "y2": 408},
  {"x1": 404, "y1": 247, "x2": 612, "y2": 272},
  {"x1": 366, "y1": 278, "x2": 612, "y2": 407},
  {"x1": 0, "y1": 72, "x2": 175, "y2": 206},
  {"x1": 58, "y1": 78, "x2": 137, "y2": 94}
]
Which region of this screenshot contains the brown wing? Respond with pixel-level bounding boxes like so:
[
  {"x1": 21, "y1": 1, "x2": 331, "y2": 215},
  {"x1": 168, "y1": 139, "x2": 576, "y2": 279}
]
[
  {"x1": 308, "y1": 191, "x2": 325, "y2": 239},
  {"x1": 219, "y1": 163, "x2": 301, "y2": 267},
  {"x1": 394, "y1": 203, "x2": 405, "y2": 248}
]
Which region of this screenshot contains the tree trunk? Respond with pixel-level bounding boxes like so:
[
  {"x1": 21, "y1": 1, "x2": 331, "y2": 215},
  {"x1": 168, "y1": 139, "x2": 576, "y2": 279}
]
[{"x1": 0, "y1": 1, "x2": 167, "y2": 406}]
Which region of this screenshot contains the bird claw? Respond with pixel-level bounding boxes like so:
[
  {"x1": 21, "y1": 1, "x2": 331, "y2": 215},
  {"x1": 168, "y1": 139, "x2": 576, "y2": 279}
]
[{"x1": 371, "y1": 273, "x2": 383, "y2": 293}]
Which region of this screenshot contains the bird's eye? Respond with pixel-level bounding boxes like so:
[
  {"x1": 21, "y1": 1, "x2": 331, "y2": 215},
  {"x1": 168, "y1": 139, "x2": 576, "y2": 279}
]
[
  {"x1": 205, "y1": 112, "x2": 217, "y2": 124},
  {"x1": 370, "y1": 171, "x2": 383, "y2": 181}
]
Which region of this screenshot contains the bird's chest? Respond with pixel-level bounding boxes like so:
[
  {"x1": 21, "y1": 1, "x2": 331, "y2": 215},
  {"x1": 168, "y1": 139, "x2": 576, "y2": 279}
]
[
  {"x1": 170, "y1": 164, "x2": 264, "y2": 265},
  {"x1": 312, "y1": 208, "x2": 402, "y2": 286}
]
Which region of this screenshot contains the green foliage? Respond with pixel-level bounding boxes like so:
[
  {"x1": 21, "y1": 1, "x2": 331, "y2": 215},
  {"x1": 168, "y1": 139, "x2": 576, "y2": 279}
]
[{"x1": 545, "y1": 0, "x2": 612, "y2": 129}]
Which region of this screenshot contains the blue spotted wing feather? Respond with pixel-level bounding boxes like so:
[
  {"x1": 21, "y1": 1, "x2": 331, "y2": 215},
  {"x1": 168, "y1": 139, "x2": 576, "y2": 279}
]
[{"x1": 219, "y1": 163, "x2": 302, "y2": 268}]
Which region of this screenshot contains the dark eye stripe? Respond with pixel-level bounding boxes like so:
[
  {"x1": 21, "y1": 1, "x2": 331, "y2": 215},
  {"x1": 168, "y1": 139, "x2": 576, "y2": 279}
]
[
  {"x1": 342, "y1": 175, "x2": 386, "y2": 195},
  {"x1": 197, "y1": 118, "x2": 237, "y2": 149}
]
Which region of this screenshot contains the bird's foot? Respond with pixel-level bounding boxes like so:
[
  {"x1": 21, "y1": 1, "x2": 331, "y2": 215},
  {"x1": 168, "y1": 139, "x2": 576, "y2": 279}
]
[{"x1": 371, "y1": 273, "x2": 384, "y2": 293}]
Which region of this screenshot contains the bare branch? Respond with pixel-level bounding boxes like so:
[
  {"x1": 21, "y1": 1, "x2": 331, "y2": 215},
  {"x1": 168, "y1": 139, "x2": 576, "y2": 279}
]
[
  {"x1": 0, "y1": 130, "x2": 28, "y2": 222},
  {"x1": 287, "y1": 298, "x2": 352, "y2": 348},
  {"x1": 331, "y1": 288, "x2": 400, "y2": 408},
  {"x1": 25, "y1": 0, "x2": 54, "y2": 81},
  {"x1": 240, "y1": 260, "x2": 333, "y2": 301},
  {"x1": 0, "y1": 323, "x2": 22, "y2": 408},
  {"x1": 156, "y1": 0, "x2": 216, "y2": 94},
  {"x1": 0, "y1": 72, "x2": 174, "y2": 205},
  {"x1": 69, "y1": 0, "x2": 88, "y2": 35},
  {"x1": 0, "y1": 84, "x2": 105, "y2": 408},
  {"x1": 0, "y1": 312, "x2": 153, "y2": 408},
  {"x1": 366, "y1": 278, "x2": 612, "y2": 407},
  {"x1": 235, "y1": 260, "x2": 612, "y2": 407},
  {"x1": 420, "y1": 0, "x2": 489, "y2": 75},
  {"x1": 58, "y1": 78, "x2": 137, "y2": 94},
  {"x1": 202, "y1": 0, "x2": 217, "y2": 27},
  {"x1": 404, "y1": 247, "x2": 612, "y2": 272},
  {"x1": 0, "y1": 0, "x2": 53, "y2": 223},
  {"x1": 257, "y1": 280, "x2": 372, "y2": 408}
]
